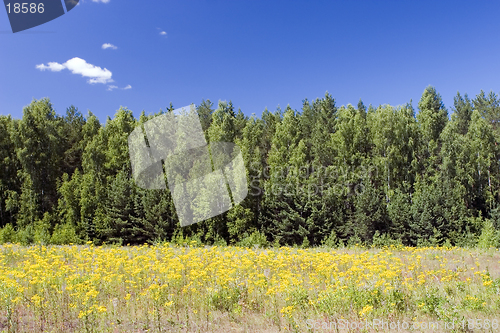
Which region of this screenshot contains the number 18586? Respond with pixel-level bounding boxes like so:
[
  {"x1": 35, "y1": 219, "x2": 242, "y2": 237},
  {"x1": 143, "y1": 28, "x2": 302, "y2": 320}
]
[{"x1": 6, "y1": 3, "x2": 45, "y2": 14}]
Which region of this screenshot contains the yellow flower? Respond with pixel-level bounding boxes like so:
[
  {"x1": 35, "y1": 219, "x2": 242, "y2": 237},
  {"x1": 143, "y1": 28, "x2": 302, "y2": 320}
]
[{"x1": 359, "y1": 305, "x2": 373, "y2": 317}]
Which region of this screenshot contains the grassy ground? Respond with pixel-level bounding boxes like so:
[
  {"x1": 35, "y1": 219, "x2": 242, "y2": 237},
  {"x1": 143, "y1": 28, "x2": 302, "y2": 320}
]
[{"x1": 1, "y1": 243, "x2": 500, "y2": 332}]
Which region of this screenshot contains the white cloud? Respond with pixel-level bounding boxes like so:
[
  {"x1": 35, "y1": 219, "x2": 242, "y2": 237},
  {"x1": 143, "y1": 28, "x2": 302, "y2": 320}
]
[
  {"x1": 156, "y1": 28, "x2": 167, "y2": 37},
  {"x1": 107, "y1": 85, "x2": 131, "y2": 92},
  {"x1": 102, "y1": 43, "x2": 117, "y2": 50},
  {"x1": 64, "y1": 58, "x2": 113, "y2": 84},
  {"x1": 36, "y1": 57, "x2": 113, "y2": 84},
  {"x1": 36, "y1": 62, "x2": 66, "y2": 72}
]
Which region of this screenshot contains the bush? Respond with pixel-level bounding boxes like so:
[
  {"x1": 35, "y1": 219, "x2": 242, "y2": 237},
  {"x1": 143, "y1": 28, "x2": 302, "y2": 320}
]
[
  {"x1": 371, "y1": 231, "x2": 403, "y2": 248},
  {"x1": 477, "y1": 218, "x2": 499, "y2": 249},
  {"x1": 50, "y1": 223, "x2": 81, "y2": 245},
  {"x1": 449, "y1": 216, "x2": 482, "y2": 248},
  {"x1": 171, "y1": 231, "x2": 203, "y2": 247},
  {"x1": 14, "y1": 225, "x2": 34, "y2": 245},
  {"x1": 237, "y1": 230, "x2": 269, "y2": 248},
  {"x1": 0, "y1": 223, "x2": 16, "y2": 244},
  {"x1": 34, "y1": 212, "x2": 53, "y2": 245},
  {"x1": 347, "y1": 234, "x2": 363, "y2": 248},
  {"x1": 321, "y1": 230, "x2": 340, "y2": 248},
  {"x1": 213, "y1": 234, "x2": 228, "y2": 246}
]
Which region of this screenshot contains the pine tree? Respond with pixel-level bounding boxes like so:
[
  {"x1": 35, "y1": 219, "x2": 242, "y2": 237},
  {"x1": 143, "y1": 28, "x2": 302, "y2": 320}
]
[
  {"x1": 102, "y1": 168, "x2": 136, "y2": 244},
  {"x1": 452, "y1": 92, "x2": 472, "y2": 136},
  {"x1": 416, "y1": 86, "x2": 448, "y2": 179},
  {"x1": 130, "y1": 187, "x2": 177, "y2": 244},
  {"x1": 352, "y1": 179, "x2": 389, "y2": 243},
  {"x1": 417, "y1": 86, "x2": 448, "y2": 144},
  {"x1": 473, "y1": 90, "x2": 500, "y2": 138},
  {"x1": 238, "y1": 116, "x2": 265, "y2": 234},
  {"x1": 311, "y1": 93, "x2": 337, "y2": 167},
  {"x1": 197, "y1": 99, "x2": 214, "y2": 141},
  {"x1": 0, "y1": 116, "x2": 21, "y2": 227},
  {"x1": 466, "y1": 110, "x2": 499, "y2": 214},
  {"x1": 260, "y1": 106, "x2": 309, "y2": 245},
  {"x1": 208, "y1": 101, "x2": 236, "y2": 143},
  {"x1": 59, "y1": 105, "x2": 86, "y2": 176},
  {"x1": 357, "y1": 99, "x2": 367, "y2": 119}
]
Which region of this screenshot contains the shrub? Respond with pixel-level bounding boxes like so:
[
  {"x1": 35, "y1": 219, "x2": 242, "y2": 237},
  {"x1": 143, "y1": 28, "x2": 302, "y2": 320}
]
[
  {"x1": 34, "y1": 212, "x2": 53, "y2": 245},
  {"x1": 237, "y1": 230, "x2": 269, "y2": 248},
  {"x1": 321, "y1": 230, "x2": 339, "y2": 248},
  {"x1": 14, "y1": 225, "x2": 34, "y2": 245},
  {"x1": 371, "y1": 231, "x2": 403, "y2": 248},
  {"x1": 171, "y1": 231, "x2": 203, "y2": 247},
  {"x1": 477, "y1": 218, "x2": 499, "y2": 249},
  {"x1": 0, "y1": 223, "x2": 16, "y2": 244},
  {"x1": 50, "y1": 223, "x2": 81, "y2": 245}
]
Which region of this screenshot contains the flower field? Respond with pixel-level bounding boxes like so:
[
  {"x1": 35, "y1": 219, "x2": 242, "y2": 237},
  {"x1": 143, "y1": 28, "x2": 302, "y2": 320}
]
[{"x1": 1, "y1": 243, "x2": 500, "y2": 332}]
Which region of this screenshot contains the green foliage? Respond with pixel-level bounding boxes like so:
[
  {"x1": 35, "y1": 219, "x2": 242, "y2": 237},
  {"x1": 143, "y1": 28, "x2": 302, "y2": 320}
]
[
  {"x1": 0, "y1": 223, "x2": 16, "y2": 244},
  {"x1": 477, "y1": 218, "x2": 500, "y2": 249},
  {"x1": 11, "y1": 99, "x2": 65, "y2": 222},
  {"x1": 171, "y1": 231, "x2": 203, "y2": 247},
  {"x1": 387, "y1": 189, "x2": 412, "y2": 244},
  {"x1": 14, "y1": 225, "x2": 34, "y2": 245},
  {"x1": 2, "y1": 90, "x2": 500, "y2": 247},
  {"x1": 209, "y1": 286, "x2": 241, "y2": 312},
  {"x1": 371, "y1": 231, "x2": 403, "y2": 247},
  {"x1": 321, "y1": 230, "x2": 340, "y2": 248},
  {"x1": 226, "y1": 205, "x2": 255, "y2": 243},
  {"x1": 50, "y1": 223, "x2": 81, "y2": 245},
  {"x1": 33, "y1": 212, "x2": 53, "y2": 245},
  {"x1": 473, "y1": 90, "x2": 500, "y2": 137},
  {"x1": 452, "y1": 92, "x2": 473, "y2": 135},
  {"x1": 346, "y1": 234, "x2": 363, "y2": 247},
  {"x1": 0, "y1": 115, "x2": 21, "y2": 228},
  {"x1": 197, "y1": 99, "x2": 214, "y2": 140},
  {"x1": 417, "y1": 85, "x2": 448, "y2": 144},
  {"x1": 352, "y1": 180, "x2": 390, "y2": 242},
  {"x1": 237, "y1": 230, "x2": 269, "y2": 248}
]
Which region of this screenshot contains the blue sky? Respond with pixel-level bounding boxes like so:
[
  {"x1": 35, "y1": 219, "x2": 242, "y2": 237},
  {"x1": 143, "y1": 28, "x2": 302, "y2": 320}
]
[{"x1": 1, "y1": 0, "x2": 500, "y2": 122}]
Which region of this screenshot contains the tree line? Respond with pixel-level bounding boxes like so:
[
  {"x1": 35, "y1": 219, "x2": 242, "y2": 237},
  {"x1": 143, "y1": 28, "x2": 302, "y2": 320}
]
[{"x1": 2, "y1": 86, "x2": 500, "y2": 247}]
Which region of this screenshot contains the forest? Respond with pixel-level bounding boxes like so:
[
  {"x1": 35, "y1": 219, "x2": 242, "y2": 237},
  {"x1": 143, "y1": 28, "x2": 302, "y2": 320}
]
[{"x1": 1, "y1": 86, "x2": 500, "y2": 248}]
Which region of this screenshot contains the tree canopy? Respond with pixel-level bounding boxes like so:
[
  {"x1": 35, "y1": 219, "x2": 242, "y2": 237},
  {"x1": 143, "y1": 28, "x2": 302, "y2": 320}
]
[{"x1": 2, "y1": 88, "x2": 500, "y2": 247}]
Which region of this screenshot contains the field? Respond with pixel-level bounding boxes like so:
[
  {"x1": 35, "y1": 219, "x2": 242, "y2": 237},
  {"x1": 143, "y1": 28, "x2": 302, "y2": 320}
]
[{"x1": 1, "y1": 243, "x2": 500, "y2": 332}]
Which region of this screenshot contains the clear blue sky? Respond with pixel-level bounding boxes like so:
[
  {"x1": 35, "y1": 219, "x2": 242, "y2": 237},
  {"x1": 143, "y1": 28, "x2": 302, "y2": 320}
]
[{"x1": 1, "y1": 0, "x2": 500, "y2": 122}]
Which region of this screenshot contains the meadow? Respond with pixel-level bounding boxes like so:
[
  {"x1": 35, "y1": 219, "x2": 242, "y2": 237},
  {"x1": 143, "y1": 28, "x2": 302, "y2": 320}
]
[{"x1": 1, "y1": 243, "x2": 500, "y2": 332}]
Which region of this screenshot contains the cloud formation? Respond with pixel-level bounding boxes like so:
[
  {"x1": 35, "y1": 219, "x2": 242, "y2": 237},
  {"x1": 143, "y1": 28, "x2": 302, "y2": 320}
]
[
  {"x1": 160, "y1": 31, "x2": 167, "y2": 36},
  {"x1": 102, "y1": 43, "x2": 117, "y2": 50},
  {"x1": 36, "y1": 57, "x2": 113, "y2": 84},
  {"x1": 107, "y1": 84, "x2": 132, "y2": 91},
  {"x1": 36, "y1": 62, "x2": 65, "y2": 72}
]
